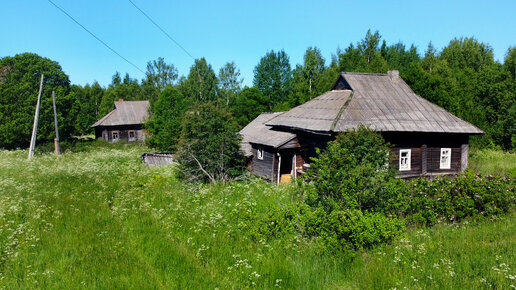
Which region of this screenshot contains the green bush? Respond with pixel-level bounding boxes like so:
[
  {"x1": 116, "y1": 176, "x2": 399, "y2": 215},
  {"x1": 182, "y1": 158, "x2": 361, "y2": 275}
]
[
  {"x1": 177, "y1": 103, "x2": 244, "y2": 183},
  {"x1": 383, "y1": 171, "x2": 516, "y2": 225},
  {"x1": 305, "y1": 126, "x2": 395, "y2": 211},
  {"x1": 253, "y1": 203, "x2": 405, "y2": 255},
  {"x1": 306, "y1": 208, "x2": 405, "y2": 254}
]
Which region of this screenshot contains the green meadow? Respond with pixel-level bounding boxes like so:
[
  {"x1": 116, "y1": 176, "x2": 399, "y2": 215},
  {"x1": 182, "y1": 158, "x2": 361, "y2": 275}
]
[{"x1": 0, "y1": 145, "x2": 514, "y2": 289}]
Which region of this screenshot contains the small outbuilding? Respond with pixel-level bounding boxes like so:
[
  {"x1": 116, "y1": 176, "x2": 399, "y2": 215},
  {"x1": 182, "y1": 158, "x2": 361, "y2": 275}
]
[
  {"x1": 92, "y1": 100, "x2": 150, "y2": 142},
  {"x1": 241, "y1": 71, "x2": 484, "y2": 183}
]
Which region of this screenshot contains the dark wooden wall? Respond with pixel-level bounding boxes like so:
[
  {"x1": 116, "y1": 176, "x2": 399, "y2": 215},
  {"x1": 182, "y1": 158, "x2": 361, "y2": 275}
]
[
  {"x1": 250, "y1": 144, "x2": 276, "y2": 181},
  {"x1": 247, "y1": 131, "x2": 473, "y2": 182},
  {"x1": 95, "y1": 124, "x2": 146, "y2": 143},
  {"x1": 384, "y1": 132, "x2": 470, "y2": 178}
]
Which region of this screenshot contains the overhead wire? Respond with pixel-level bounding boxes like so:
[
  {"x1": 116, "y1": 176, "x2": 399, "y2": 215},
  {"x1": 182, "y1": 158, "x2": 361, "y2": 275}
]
[
  {"x1": 46, "y1": 0, "x2": 146, "y2": 75},
  {"x1": 127, "y1": 0, "x2": 195, "y2": 61},
  {"x1": 127, "y1": 0, "x2": 205, "y2": 100}
]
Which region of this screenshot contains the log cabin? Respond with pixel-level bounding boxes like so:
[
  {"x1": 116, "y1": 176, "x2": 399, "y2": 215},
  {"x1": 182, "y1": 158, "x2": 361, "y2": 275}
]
[
  {"x1": 91, "y1": 100, "x2": 150, "y2": 143},
  {"x1": 241, "y1": 71, "x2": 484, "y2": 183}
]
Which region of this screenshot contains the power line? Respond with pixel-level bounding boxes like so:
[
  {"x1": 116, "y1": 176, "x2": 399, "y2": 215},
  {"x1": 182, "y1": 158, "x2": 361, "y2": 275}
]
[
  {"x1": 128, "y1": 0, "x2": 195, "y2": 61},
  {"x1": 46, "y1": 0, "x2": 145, "y2": 75}
]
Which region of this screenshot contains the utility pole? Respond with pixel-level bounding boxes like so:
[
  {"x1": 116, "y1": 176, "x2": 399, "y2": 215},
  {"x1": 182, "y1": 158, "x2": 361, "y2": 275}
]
[
  {"x1": 28, "y1": 74, "x2": 44, "y2": 160},
  {"x1": 52, "y1": 90, "x2": 61, "y2": 155}
]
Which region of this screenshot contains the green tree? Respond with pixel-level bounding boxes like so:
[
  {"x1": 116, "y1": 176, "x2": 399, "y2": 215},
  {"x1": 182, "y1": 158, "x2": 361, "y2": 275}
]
[
  {"x1": 71, "y1": 82, "x2": 105, "y2": 135},
  {"x1": 0, "y1": 53, "x2": 76, "y2": 149},
  {"x1": 253, "y1": 50, "x2": 292, "y2": 110},
  {"x1": 141, "y1": 57, "x2": 178, "y2": 104},
  {"x1": 218, "y1": 61, "x2": 243, "y2": 106},
  {"x1": 306, "y1": 126, "x2": 394, "y2": 211},
  {"x1": 177, "y1": 103, "x2": 243, "y2": 183},
  {"x1": 231, "y1": 87, "x2": 268, "y2": 127},
  {"x1": 291, "y1": 47, "x2": 327, "y2": 105},
  {"x1": 338, "y1": 30, "x2": 388, "y2": 73},
  {"x1": 146, "y1": 87, "x2": 189, "y2": 151},
  {"x1": 98, "y1": 72, "x2": 142, "y2": 116},
  {"x1": 179, "y1": 58, "x2": 219, "y2": 103}
]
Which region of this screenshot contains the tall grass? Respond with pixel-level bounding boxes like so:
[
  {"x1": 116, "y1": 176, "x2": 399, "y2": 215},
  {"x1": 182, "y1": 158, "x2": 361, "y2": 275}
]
[
  {"x1": 470, "y1": 149, "x2": 516, "y2": 177},
  {"x1": 0, "y1": 146, "x2": 514, "y2": 288}
]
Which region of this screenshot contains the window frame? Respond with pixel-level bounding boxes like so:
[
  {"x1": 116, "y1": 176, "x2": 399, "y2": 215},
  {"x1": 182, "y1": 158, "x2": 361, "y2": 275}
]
[
  {"x1": 112, "y1": 131, "x2": 119, "y2": 141},
  {"x1": 440, "y1": 148, "x2": 451, "y2": 169},
  {"x1": 128, "y1": 130, "x2": 136, "y2": 141},
  {"x1": 257, "y1": 146, "x2": 264, "y2": 160},
  {"x1": 399, "y1": 149, "x2": 411, "y2": 171}
]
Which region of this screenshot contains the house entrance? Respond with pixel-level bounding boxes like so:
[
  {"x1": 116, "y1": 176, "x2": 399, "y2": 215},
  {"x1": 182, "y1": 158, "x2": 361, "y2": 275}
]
[{"x1": 279, "y1": 153, "x2": 294, "y2": 184}]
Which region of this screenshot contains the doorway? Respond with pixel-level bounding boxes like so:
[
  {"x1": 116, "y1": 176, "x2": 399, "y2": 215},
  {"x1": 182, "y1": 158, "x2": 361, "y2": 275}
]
[{"x1": 279, "y1": 153, "x2": 294, "y2": 184}]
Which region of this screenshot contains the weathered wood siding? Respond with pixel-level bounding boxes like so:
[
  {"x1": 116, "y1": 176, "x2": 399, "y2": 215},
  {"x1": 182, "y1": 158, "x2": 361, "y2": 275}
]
[
  {"x1": 141, "y1": 153, "x2": 175, "y2": 166},
  {"x1": 250, "y1": 145, "x2": 276, "y2": 180},
  {"x1": 390, "y1": 147, "x2": 422, "y2": 176},
  {"x1": 384, "y1": 132, "x2": 469, "y2": 178},
  {"x1": 95, "y1": 124, "x2": 147, "y2": 143}
]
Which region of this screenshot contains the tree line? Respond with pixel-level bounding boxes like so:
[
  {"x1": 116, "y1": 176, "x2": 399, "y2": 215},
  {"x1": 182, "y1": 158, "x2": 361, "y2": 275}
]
[{"x1": 0, "y1": 30, "x2": 514, "y2": 151}]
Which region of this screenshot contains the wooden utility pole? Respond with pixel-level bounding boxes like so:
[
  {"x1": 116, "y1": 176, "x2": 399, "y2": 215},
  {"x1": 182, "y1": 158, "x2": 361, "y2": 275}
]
[
  {"x1": 28, "y1": 74, "x2": 44, "y2": 160},
  {"x1": 52, "y1": 90, "x2": 61, "y2": 155}
]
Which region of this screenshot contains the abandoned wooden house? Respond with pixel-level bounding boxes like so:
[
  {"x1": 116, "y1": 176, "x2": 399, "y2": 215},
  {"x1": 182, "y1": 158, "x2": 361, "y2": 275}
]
[
  {"x1": 240, "y1": 71, "x2": 484, "y2": 183},
  {"x1": 91, "y1": 100, "x2": 150, "y2": 142}
]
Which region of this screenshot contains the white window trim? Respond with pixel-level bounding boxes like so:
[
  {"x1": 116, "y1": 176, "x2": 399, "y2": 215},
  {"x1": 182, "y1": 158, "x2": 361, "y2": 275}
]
[
  {"x1": 128, "y1": 130, "x2": 136, "y2": 141},
  {"x1": 440, "y1": 148, "x2": 451, "y2": 169},
  {"x1": 399, "y1": 149, "x2": 411, "y2": 171},
  {"x1": 257, "y1": 146, "x2": 264, "y2": 160},
  {"x1": 112, "y1": 131, "x2": 119, "y2": 141}
]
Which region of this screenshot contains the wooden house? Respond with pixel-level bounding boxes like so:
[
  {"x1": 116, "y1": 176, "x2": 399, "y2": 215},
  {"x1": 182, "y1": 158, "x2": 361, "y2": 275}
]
[
  {"x1": 91, "y1": 100, "x2": 150, "y2": 142},
  {"x1": 241, "y1": 71, "x2": 484, "y2": 182}
]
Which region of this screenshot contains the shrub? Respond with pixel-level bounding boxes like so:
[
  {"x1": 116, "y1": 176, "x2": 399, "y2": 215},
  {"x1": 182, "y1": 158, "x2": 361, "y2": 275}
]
[
  {"x1": 254, "y1": 203, "x2": 405, "y2": 255},
  {"x1": 307, "y1": 209, "x2": 405, "y2": 254},
  {"x1": 384, "y1": 171, "x2": 516, "y2": 225},
  {"x1": 177, "y1": 103, "x2": 244, "y2": 183},
  {"x1": 305, "y1": 126, "x2": 395, "y2": 211}
]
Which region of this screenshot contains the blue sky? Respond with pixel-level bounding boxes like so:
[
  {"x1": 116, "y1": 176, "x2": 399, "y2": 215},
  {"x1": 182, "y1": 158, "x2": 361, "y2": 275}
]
[{"x1": 1, "y1": 0, "x2": 515, "y2": 88}]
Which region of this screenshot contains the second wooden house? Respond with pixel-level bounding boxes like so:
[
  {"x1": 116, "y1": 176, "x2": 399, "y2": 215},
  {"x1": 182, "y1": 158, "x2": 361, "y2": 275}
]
[{"x1": 92, "y1": 100, "x2": 150, "y2": 143}]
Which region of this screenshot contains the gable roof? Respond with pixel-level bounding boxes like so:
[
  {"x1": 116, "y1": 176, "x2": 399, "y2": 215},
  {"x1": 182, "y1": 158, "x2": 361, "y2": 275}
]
[
  {"x1": 92, "y1": 100, "x2": 150, "y2": 127},
  {"x1": 240, "y1": 112, "x2": 297, "y2": 157},
  {"x1": 266, "y1": 72, "x2": 484, "y2": 134}
]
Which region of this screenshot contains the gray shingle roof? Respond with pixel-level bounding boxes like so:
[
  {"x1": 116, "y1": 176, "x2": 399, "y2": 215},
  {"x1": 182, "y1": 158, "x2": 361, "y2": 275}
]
[
  {"x1": 240, "y1": 112, "x2": 297, "y2": 157},
  {"x1": 266, "y1": 72, "x2": 484, "y2": 134},
  {"x1": 92, "y1": 100, "x2": 150, "y2": 127}
]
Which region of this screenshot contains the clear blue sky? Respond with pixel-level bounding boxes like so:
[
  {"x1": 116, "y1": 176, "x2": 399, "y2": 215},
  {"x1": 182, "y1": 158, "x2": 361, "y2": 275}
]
[{"x1": 2, "y1": 0, "x2": 515, "y2": 88}]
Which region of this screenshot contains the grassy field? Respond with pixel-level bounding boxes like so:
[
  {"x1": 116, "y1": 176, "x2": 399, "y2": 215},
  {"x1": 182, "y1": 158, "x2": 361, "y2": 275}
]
[
  {"x1": 470, "y1": 149, "x2": 516, "y2": 178},
  {"x1": 0, "y1": 146, "x2": 515, "y2": 288}
]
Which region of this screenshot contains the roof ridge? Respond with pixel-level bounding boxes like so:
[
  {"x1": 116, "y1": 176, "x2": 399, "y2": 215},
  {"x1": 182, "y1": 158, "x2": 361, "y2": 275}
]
[{"x1": 341, "y1": 72, "x2": 388, "y2": 76}]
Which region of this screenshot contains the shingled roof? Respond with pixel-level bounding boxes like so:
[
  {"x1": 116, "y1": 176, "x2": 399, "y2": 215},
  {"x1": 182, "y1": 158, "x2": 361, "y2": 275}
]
[
  {"x1": 92, "y1": 100, "x2": 150, "y2": 127},
  {"x1": 240, "y1": 112, "x2": 297, "y2": 157},
  {"x1": 266, "y1": 72, "x2": 484, "y2": 134}
]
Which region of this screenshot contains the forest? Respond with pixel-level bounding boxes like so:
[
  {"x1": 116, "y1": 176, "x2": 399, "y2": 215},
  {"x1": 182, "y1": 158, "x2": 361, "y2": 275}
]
[{"x1": 0, "y1": 30, "x2": 514, "y2": 151}]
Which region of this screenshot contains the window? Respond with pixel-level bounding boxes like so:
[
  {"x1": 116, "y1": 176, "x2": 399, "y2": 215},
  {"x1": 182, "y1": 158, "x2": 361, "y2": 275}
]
[
  {"x1": 128, "y1": 130, "x2": 135, "y2": 141},
  {"x1": 440, "y1": 148, "x2": 451, "y2": 169},
  {"x1": 399, "y1": 149, "x2": 411, "y2": 171},
  {"x1": 257, "y1": 146, "x2": 264, "y2": 160},
  {"x1": 112, "y1": 131, "x2": 119, "y2": 141}
]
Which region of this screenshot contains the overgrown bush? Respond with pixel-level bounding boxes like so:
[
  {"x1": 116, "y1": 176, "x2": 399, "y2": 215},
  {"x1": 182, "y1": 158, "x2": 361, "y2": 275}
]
[
  {"x1": 384, "y1": 171, "x2": 516, "y2": 225},
  {"x1": 177, "y1": 103, "x2": 244, "y2": 183},
  {"x1": 305, "y1": 126, "x2": 395, "y2": 211},
  {"x1": 253, "y1": 203, "x2": 405, "y2": 255}
]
